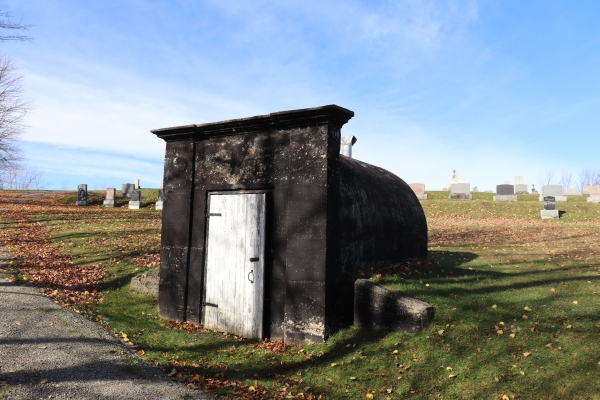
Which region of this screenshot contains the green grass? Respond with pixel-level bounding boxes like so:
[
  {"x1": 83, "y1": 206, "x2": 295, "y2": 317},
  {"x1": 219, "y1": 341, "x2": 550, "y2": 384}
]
[{"x1": 7, "y1": 191, "x2": 600, "y2": 399}]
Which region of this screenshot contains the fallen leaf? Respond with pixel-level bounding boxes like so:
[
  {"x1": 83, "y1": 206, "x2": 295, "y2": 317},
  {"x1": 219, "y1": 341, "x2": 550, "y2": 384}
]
[
  {"x1": 137, "y1": 349, "x2": 145, "y2": 355},
  {"x1": 448, "y1": 374, "x2": 456, "y2": 378},
  {"x1": 523, "y1": 352, "x2": 532, "y2": 357},
  {"x1": 249, "y1": 386, "x2": 255, "y2": 391},
  {"x1": 366, "y1": 394, "x2": 374, "y2": 399},
  {"x1": 499, "y1": 321, "x2": 505, "y2": 326},
  {"x1": 425, "y1": 283, "x2": 430, "y2": 287},
  {"x1": 40, "y1": 379, "x2": 48, "y2": 384},
  {"x1": 497, "y1": 330, "x2": 504, "y2": 335},
  {"x1": 566, "y1": 325, "x2": 572, "y2": 329},
  {"x1": 168, "y1": 369, "x2": 177, "y2": 377},
  {"x1": 446, "y1": 366, "x2": 452, "y2": 371},
  {"x1": 573, "y1": 301, "x2": 578, "y2": 305},
  {"x1": 397, "y1": 376, "x2": 403, "y2": 380},
  {"x1": 502, "y1": 396, "x2": 509, "y2": 400},
  {"x1": 551, "y1": 288, "x2": 556, "y2": 292},
  {"x1": 546, "y1": 343, "x2": 553, "y2": 349},
  {"x1": 524, "y1": 306, "x2": 532, "y2": 312},
  {"x1": 522, "y1": 315, "x2": 528, "y2": 319},
  {"x1": 438, "y1": 329, "x2": 444, "y2": 335},
  {"x1": 350, "y1": 377, "x2": 357, "y2": 381},
  {"x1": 392, "y1": 350, "x2": 399, "y2": 355},
  {"x1": 509, "y1": 334, "x2": 516, "y2": 338},
  {"x1": 492, "y1": 304, "x2": 497, "y2": 309},
  {"x1": 330, "y1": 363, "x2": 337, "y2": 367},
  {"x1": 520, "y1": 371, "x2": 525, "y2": 376},
  {"x1": 38, "y1": 346, "x2": 47, "y2": 349},
  {"x1": 15, "y1": 321, "x2": 21, "y2": 325}
]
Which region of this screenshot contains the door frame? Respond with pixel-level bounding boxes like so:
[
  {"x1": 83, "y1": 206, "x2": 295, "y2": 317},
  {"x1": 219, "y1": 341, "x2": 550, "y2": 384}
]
[{"x1": 201, "y1": 189, "x2": 273, "y2": 336}]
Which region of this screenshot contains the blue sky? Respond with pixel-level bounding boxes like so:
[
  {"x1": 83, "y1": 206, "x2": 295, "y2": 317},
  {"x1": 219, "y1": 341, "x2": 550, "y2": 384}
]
[{"x1": 3, "y1": 0, "x2": 600, "y2": 190}]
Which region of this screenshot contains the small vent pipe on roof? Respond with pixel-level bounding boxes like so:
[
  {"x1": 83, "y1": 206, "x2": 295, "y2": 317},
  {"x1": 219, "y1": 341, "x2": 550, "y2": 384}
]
[{"x1": 341, "y1": 136, "x2": 357, "y2": 158}]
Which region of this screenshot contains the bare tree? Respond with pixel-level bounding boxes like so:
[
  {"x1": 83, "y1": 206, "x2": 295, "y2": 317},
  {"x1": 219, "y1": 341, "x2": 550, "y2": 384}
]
[
  {"x1": 0, "y1": 7, "x2": 32, "y2": 171},
  {"x1": 559, "y1": 169, "x2": 573, "y2": 189},
  {"x1": 537, "y1": 169, "x2": 556, "y2": 188},
  {"x1": 0, "y1": 7, "x2": 32, "y2": 42},
  {"x1": 0, "y1": 57, "x2": 29, "y2": 169},
  {"x1": 578, "y1": 168, "x2": 600, "y2": 192},
  {"x1": 0, "y1": 162, "x2": 45, "y2": 190}
]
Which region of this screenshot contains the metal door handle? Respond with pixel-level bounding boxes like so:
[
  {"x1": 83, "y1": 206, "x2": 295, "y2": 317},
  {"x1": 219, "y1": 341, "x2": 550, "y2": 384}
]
[{"x1": 248, "y1": 270, "x2": 254, "y2": 283}]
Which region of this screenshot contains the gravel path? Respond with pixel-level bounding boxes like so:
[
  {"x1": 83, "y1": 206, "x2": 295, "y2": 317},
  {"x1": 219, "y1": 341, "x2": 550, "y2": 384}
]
[{"x1": 0, "y1": 247, "x2": 209, "y2": 400}]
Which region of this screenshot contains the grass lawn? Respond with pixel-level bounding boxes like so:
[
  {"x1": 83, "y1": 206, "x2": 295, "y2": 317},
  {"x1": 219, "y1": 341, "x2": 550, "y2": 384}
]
[{"x1": 1, "y1": 190, "x2": 599, "y2": 399}]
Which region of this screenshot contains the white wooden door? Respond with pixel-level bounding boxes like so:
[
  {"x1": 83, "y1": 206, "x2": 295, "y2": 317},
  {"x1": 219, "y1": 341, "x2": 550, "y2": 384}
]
[{"x1": 204, "y1": 193, "x2": 266, "y2": 339}]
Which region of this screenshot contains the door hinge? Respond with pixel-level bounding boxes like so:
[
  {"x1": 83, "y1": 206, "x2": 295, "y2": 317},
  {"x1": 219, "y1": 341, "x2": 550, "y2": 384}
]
[
  {"x1": 249, "y1": 257, "x2": 259, "y2": 262},
  {"x1": 207, "y1": 213, "x2": 221, "y2": 217},
  {"x1": 203, "y1": 302, "x2": 218, "y2": 308}
]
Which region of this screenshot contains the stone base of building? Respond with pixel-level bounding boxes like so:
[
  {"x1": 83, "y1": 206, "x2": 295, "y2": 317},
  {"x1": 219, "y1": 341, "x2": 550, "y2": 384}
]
[
  {"x1": 128, "y1": 201, "x2": 142, "y2": 209},
  {"x1": 493, "y1": 195, "x2": 517, "y2": 201},
  {"x1": 539, "y1": 195, "x2": 567, "y2": 202},
  {"x1": 155, "y1": 200, "x2": 163, "y2": 210},
  {"x1": 415, "y1": 194, "x2": 428, "y2": 200},
  {"x1": 540, "y1": 210, "x2": 559, "y2": 219},
  {"x1": 103, "y1": 200, "x2": 116, "y2": 207},
  {"x1": 587, "y1": 197, "x2": 600, "y2": 203},
  {"x1": 448, "y1": 193, "x2": 472, "y2": 200},
  {"x1": 75, "y1": 201, "x2": 88, "y2": 206}
]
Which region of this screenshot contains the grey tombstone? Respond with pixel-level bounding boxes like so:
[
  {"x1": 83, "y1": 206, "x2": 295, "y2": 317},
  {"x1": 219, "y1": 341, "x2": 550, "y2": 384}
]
[
  {"x1": 472, "y1": 186, "x2": 479, "y2": 192},
  {"x1": 449, "y1": 183, "x2": 472, "y2": 200},
  {"x1": 541, "y1": 196, "x2": 559, "y2": 219},
  {"x1": 103, "y1": 188, "x2": 116, "y2": 207},
  {"x1": 76, "y1": 184, "x2": 88, "y2": 206},
  {"x1": 122, "y1": 183, "x2": 134, "y2": 198},
  {"x1": 156, "y1": 189, "x2": 164, "y2": 210},
  {"x1": 129, "y1": 190, "x2": 142, "y2": 209},
  {"x1": 540, "y1": 185, "x2": 566, "y2": 202},
  {"x1": 340, "y1": 136, "x2": 357, "y2": 158},
  {"x1": 515, "y1": 184, "x2": 528, "y2": 194},
  {"x1": 134, "y1": 178, "x2": 140, "y2": 190},
  {"x1": 494, "y1": 184, "x2": 517, "y2": 201}
]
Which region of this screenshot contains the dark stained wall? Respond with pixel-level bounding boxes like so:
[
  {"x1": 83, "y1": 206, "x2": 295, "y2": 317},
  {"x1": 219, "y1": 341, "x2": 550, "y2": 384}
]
[{"x1": 153, "y1": 105, "x2": 428, "y2": 344}]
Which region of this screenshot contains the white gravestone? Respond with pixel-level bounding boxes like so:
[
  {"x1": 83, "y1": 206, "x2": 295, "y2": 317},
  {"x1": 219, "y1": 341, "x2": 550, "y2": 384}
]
[
  {"x1": 448, "y1": 169, "x2": 465, "y2": 187},
  {"x1": 564, "y1": 188, "x2": 581, "y2": 196}
]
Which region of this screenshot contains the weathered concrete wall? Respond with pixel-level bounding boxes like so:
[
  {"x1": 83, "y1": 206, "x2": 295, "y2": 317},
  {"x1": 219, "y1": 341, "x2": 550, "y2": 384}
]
[{"x1": 354, "y1": 279, "x2": 433, "y2": 331}]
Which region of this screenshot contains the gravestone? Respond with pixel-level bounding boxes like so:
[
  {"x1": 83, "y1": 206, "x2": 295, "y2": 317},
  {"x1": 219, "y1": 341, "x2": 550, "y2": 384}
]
[
  {"x1": 587, "y1": 186, "x2": 600, "y2": 203},
  {"x1": 449, "y1": 183, "x2": 471, "y2": 200},
  {"x1": 531, "y1": 184, "x2": 538, "y2": 194},
  {"x1": 448, "y1": 169, "x2": 465, "y2": 187},
  {"x1": 583, "y1": 186, "x2": 591, "y2": 196},
  {"x1": 408, "y1": 183, "x2": 427, "y2": 199},
  {"x1": 103, "y1": 188, "x2": 116, "y2": 207},
  {"x1": 494, "y1": 184, "x2": 517, "y2": 201},
  {"x1": 155, "y1": 189, "x2": 164, "y2": 210},
  {"x1": 134, "y1": 179, "x2": 140, "y2": 190},
  {"x1": 340, "y1": 136, "x2": 357, "y2": 158},
  {"x1": 514, "y1": 176, "x2": 524, "y2": 185},
  {"x1": 541, "y1": 196, "x2": 559, "y2": 219},
  {"x1": 76, "y1": 184, "x2": 88, "y2": 206},
  {"x1": 540, "y1": 185, "x2": 566, "y2": 202},
  {"x1": 564, "y1": 187, "x2": 581, "y2": 196},
  {"x1": 129, "y1": 190, "x2": 142, "y2": 209},
  {"x1": 472, "y1": 186, "x2": 479, "y2": 192},
  {"x1": 122, "y1": 183, "x2": 134, "y2": 198}
]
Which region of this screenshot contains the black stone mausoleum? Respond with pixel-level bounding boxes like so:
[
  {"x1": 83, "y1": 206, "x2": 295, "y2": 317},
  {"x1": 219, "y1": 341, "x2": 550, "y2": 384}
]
[{"x1": 151, "y1": 105, "x2": 428, "y2": 344}]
